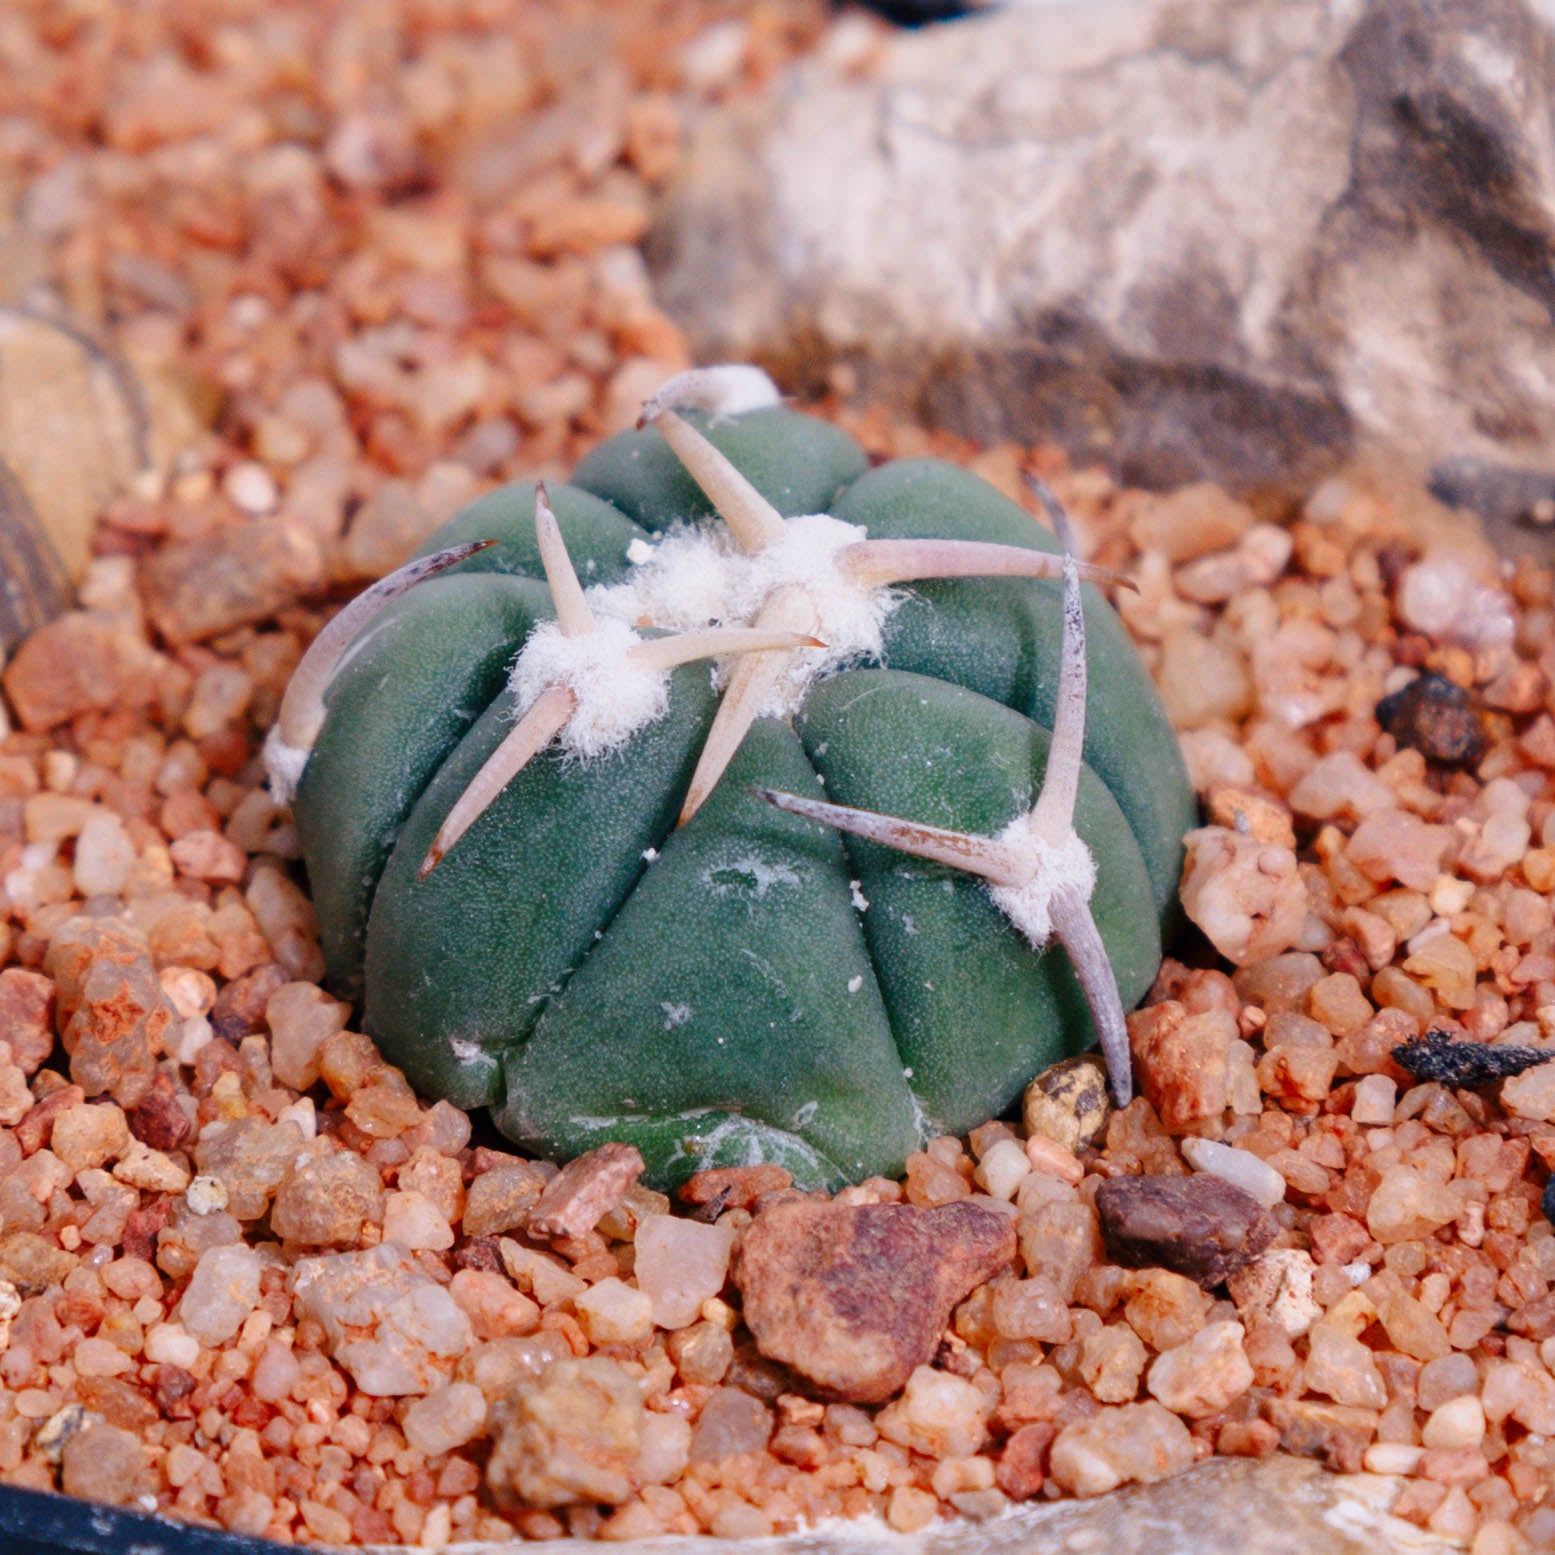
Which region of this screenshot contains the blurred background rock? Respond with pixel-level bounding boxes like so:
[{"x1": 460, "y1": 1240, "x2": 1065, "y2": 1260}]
[{"x1": 659, "y1": 0, "x2": 1555, "y2": 563}]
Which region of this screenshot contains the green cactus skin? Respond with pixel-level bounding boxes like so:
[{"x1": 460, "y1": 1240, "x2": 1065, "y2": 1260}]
[{"x1": 290, "y1": 407, "x2": 1195, "y2": 1190}]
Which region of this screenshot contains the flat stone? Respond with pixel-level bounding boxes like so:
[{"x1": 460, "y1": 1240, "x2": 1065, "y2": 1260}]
[
  {"x1": 141, "y1": 516, "x2": 322, "y2": 644},
  {"x1": 735, "y1": 1198, "x2": 1016, "y2": 1403},
  {"x1": 1096, "y1": 1174, "x2": 1275, "y2": 1288},
  {"x1": 651, "y1": 0, "x2": 1555, "y2": 510},
  {"x1": 464, "y1": 1161, "x2": 550, "y2": 1237}
]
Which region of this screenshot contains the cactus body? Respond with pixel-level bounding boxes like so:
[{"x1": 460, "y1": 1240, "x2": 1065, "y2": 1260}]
[{"x1": 288, "y1": 401, "x2": 1195, "y2": 1188}]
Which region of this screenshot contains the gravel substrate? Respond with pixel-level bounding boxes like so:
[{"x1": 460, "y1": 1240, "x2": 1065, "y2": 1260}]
[{"x1": 0, "y1": 2, "x2": 1553, "y2": 1553}]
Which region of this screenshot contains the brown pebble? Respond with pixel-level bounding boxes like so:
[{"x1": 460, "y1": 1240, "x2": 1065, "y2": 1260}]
[
  {"x1": 1262, "y1": 1397, "x2": 1376, "y2": 1474},
  {"x1": 151, "y1": 1364, "x2": 198, "y2": 1419},
  {"x1": 128, "y1": 1085, "x2": 192, "y2": 1151},
  {"x1": 995, "y1": 1422, "x2": 1052, "y2": 1500},
  {"x1": 679, "y1": 1163, "x2": 794, "y2": 1209},
  {"x1": 452, "y1": 1237, "x2": 505, "y2": 1275},
  {"x1": 142, "y1": 518, "x2": 323, "y2": 645},
  {"x1": 1375, "y1": 672, "x2": 1487, "y2": 768},
  {"x1": 1095, "y1": 1174, "x2": 1275, "y2": 1288},
  {"x1": 735, "y1": 1199, "x2": 1016, "y2": 1404},
  {"x1": 123, "y1": 1198, "x2": 173, "y2": 1264},
  {"x1": 209, "y1": 961, "x2": 289, "y2": 1043},
  {"x1": 528, "y1": 1142, "x2": 644, "y2": 1240}
]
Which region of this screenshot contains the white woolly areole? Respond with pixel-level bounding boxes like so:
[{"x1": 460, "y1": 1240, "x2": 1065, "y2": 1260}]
[
  {"x1": 590, "y1": 514, "x2": 897, "y2": 719},
  {"x1": 508, "y1": 617, "x2": 666, "y2": 760},
  {"x1": 590, "y1": 525, "x2": 745, "y2": 632},
  {"x1": 639, "y1": 365, "x2": 782, "y2": 425},
  {"x1": 987, "y1": 818, "x2": 1098, "y2": 948},
  {"x1": 738, "y1": 513, "x2": 897, "y2": 714},
  {"x1": 262, "y1": 728, "x2": 310, "y2": 804}
]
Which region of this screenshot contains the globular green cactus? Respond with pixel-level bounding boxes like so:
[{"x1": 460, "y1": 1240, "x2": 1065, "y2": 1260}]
[{"x1": 267, "y1": 368, "x2": 1195, "y2": 1190}]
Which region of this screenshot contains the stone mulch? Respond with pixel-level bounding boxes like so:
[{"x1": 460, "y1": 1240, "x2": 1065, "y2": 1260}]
[{"x1": 0, "y1": 2, "x2": 1552, "y2": 1553}]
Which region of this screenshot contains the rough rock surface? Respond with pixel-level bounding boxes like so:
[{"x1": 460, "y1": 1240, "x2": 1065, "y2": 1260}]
[
  {"x1": 1096, "y1": 1173, "x2": 1276, "y2": 1287},
  {"x1": 42, "y1": 916, "x2": 174, "y2": 1106},
  {"x1": 652, "y1": 0, "x2": 1555, "y2": 521},
  {"x1": 0, "y1": 1453, "x2": 1459, "y2": 1552},
  {"x1": 735, "y1": 1199, "x2": 1016, "y2": 1403}
]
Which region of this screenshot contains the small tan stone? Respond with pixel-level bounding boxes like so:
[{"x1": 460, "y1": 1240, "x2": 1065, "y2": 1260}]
[
  {"x1": 1048, "y1": 1402, "x2": 1196, "y2": 1497},
  {"x1": 1206, "y1": 785, "x2": 1297, "y2": 848},
  {"x1": 3, "y1": 610, "x2": 157, "y2": 731},
  {"x1": 464, "y1": 1161, "x2": 550, "y2": 1237},
  {"x1": 49, "y1": 1101, "x2": 130, "y2": 1171},
  {"x1": 1128, "y1": 1001, "x2": 1233, "y2": 1131},
  {"x1": 528, "y1": 1142, "x2": 645, "y2": 1240},
  {"x1": 0, "y1": 969, "x2": 55, "y2": 1074},
  {"x1": 1179, "y1": 826, "x2": 1307, "y2": 966},
  {"x1": 1147, "y1": 1320, "x2": 1254, "y2": 1418}
]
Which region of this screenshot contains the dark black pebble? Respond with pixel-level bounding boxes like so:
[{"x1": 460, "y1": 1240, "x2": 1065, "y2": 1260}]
[
  {"x1": 1392, "y1": 1031, "x2": 1555, "y2": 1088},
  {"x1": 1375, "y1": 673, "x2": 1487, "y2": 768}
]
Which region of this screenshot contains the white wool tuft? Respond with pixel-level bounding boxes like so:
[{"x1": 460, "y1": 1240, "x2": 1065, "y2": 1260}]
[
  {"x1": 262, "y1": 728, "x2": 310, "y2": 804},
  {"x1": 987, "y1": 818, "x2": 1098, "y2": 948},
  {"x1": 589, "y1": 525, "x2": 744, "y2": 631},
  {"x1": 639, "y1": 365, "x2": 783, "y2": 426},
  {"x1": 737, "y1": 514, "x2": 898, "y2": 715},
  {"x1": 588, "y1": 514, "x2": 898, "y2": 718},
  {"x1": 508, "y1": 617, "x2": 667, "y2": 759}
]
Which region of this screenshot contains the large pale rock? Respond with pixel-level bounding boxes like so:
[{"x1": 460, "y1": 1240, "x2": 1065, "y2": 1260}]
[{"x1": 652, "y1": 0, "x2": 1555, "y2": 521}]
